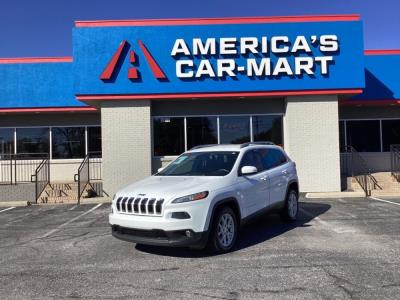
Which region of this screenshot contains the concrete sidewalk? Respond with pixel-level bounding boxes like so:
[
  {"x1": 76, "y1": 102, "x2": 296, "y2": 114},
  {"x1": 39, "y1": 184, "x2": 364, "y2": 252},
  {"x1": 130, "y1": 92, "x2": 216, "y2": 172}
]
[{"x1": 0, "y1": 196, "x2": 111, "y2": 207}]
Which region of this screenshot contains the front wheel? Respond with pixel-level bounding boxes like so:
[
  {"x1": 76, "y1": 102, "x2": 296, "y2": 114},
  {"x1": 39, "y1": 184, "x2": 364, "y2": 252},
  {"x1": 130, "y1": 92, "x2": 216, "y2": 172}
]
[
  {"x1": 207, "y1": 207, "x2": 238, "y2": 253},
  {"x1": 281, "y1": 189, "x2": 298, "y2": 222}
]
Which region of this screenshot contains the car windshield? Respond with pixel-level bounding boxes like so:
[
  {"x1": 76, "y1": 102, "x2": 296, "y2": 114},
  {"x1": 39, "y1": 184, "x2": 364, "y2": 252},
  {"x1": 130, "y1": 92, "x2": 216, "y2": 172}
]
[{"x1": 157, "y1": 151, "x2": 239, "y2": 176}]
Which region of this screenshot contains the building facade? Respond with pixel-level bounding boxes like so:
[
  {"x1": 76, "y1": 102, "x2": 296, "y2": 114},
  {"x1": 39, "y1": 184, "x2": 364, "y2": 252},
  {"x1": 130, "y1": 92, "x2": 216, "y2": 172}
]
[{"x1": 0, "y1": 15, "x2": 399, "y2": 197}]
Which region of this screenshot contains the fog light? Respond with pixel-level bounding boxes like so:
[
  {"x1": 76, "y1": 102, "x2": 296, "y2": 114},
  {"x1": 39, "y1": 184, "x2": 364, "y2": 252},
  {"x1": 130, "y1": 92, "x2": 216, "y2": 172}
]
[
  {"x1": 185, "y1": 230, "x2": 193, "y2": 238},
  {"x1": 171, "y1": 212, "x2": 191, "y2": 219}
]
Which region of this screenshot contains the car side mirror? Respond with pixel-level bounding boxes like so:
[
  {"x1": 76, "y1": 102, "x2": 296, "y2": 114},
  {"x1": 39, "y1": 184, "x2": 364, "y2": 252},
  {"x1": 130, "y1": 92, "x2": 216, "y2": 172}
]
[
  {"x1": 157, "y1": 167, "x2": 165, "y2": 173},
  {"x1": 241, "y1": 166, "x2": 258, "y2": 176}
]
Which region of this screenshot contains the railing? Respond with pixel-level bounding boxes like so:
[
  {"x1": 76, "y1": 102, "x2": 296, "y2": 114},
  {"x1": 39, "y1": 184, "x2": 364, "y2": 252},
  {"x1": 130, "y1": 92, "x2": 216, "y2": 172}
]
[
  {"x1": 74, "y1": 154, "x2": 90, "y2": 204},
  {"x1": 0, "y1": 153, "x2": 49, "y2": 185},
  {"x1": 31, "y1": 157, "x2": 50, "y2": 203},
  {"x1": 342, "y1": 146, "x2": 382, "y2": 197},
  {"x1": 88, "y1": 151, "x2": 102, "y2": 180},
  {"x1": 390, "y1": 144, "x2": 400, "y2": 182},
  {"x1": 0, "y1": 153, "x2": 13, "y2": 184}
]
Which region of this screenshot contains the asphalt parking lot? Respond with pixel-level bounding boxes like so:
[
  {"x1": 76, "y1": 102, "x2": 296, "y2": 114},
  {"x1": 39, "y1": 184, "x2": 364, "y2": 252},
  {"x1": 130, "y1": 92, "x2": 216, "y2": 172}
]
[{"x1": 1, "y1": 196, "x2": 400, "y2": 299}]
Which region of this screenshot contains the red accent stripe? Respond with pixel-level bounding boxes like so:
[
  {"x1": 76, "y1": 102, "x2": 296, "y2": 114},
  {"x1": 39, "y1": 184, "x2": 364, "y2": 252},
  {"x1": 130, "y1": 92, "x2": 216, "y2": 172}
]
[
  {"x1": 75, "y1": 15, "x2": 360, "y2": 27},
  {"x1": 0, "y1": 107, "x2": 97, "y2": 113},
  {"x1": 76, "y1": 89, "x2": 363, "y2": 101},
  {"x1": 138, "y1": 40, "x2": 166, "y2": 79},
  {"x1": 100, "y1": 40, "x2": 128, "y2": 80},
  {"x1": 364, "y1": 50, "x2": 400, "y2": 55},
  {"x1": 0, "y1": 57, "x2": 72, "y2": 64},
  {"x1": 340, "y1": 99, "x2": 400, "y2": 106}
]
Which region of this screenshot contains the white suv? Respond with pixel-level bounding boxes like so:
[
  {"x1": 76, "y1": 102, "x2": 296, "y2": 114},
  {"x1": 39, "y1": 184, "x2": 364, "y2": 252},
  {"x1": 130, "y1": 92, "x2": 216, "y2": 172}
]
[{"x1": 109, "y1": 142, "x2": 299, "y2": 253}]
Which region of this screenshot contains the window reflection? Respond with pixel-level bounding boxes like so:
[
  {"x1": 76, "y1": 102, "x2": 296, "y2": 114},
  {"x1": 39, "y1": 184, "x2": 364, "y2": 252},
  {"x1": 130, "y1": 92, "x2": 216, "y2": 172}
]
[
  {"x1": 153, "y1": 117, "x2": 185, "y2": 156},
  {"x1": 52, "y1": 127, "x2": 85, "y2": 159},
  {"x1": 0, "y1": 128, "x2": 14, "y2": 156},
  {"x1": 346, "y1": 120, "x2": 380, "y2": 152},
  {"x1": 187, "y1": 117, "x2": 218, "y2": 149},
  {"x1": 88, "y1": 126, "x2": 102, "y2": 155},
  {"x1": 17, "y1": 128, "x2": 49, "y2": 156},
  {"x1": 219, "y1": 116, "x2": 250, "y2": 144},
  {"x1": 252, "y1": 115, "x2": 283, "y2": 146}
]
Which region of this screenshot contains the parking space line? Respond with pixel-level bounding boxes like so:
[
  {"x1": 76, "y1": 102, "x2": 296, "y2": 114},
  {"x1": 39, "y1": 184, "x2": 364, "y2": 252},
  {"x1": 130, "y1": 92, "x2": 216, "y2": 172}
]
[
  {"x1": 41, "y1": 203, "x2": 102, "y2": 238},
  {"x1": 0, "y1": 207, "x2": 15, "y2": 213},
  {"x1": 69, "y1": 205, "x2": 78, "y2": 211},
  {"x1": 370, "y1": 196, "x2": 400, "y2": 207}
]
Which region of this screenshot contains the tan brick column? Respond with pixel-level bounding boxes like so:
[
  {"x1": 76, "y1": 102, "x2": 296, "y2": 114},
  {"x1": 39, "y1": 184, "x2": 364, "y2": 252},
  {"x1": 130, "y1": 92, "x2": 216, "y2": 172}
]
[
  {"x1": 101, "y1": 100, "x2": 152, "y2": 196},
  {"x1": 284, "y1": 95, "x2": 341, "y2": 192}
]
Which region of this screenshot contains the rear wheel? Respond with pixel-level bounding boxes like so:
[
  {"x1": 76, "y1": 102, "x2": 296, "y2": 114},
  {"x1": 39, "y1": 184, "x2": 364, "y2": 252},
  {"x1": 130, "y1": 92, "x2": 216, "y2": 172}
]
[
  {"x1": 281, "y1": 189, "x2": 298, "y2": 222},
  {"x1": 207, "y1": 206, "x2": 238, "y2": 253}
]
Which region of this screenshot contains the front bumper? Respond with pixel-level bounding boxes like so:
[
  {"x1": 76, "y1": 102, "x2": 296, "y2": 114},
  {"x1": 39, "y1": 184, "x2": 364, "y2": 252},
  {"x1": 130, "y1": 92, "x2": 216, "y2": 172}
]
[{"x1": 111, "y1": 225, "x2": 208, "y2": 248}]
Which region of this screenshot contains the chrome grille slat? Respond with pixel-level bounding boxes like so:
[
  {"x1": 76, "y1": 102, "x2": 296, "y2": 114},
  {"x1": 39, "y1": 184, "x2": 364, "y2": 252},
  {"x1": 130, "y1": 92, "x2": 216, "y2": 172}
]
[
  {"x1": 116, "y1": 196, "x2": 164, "y2": 216},
  {"x1": 127, "y1": 197, "x2": 134, "y2": 213},
  {"x1": 148, "y1": 198, "x2": 156, "y2": 214},
  {"x1": 141, "y1": 198, "x2": 148, "y2": 214},
  {"x1": 116, "y1": 197, "x2": 122, "y2": 211},
  {"x1": 138, "y1": 198, "x2": 144, "y2": 214},
  {"x1": 133, "y1": 198, "x2": 140, "y2": 213},
  {"x1": 121, "y1": 197, "x2": 128, "y2": 212}
]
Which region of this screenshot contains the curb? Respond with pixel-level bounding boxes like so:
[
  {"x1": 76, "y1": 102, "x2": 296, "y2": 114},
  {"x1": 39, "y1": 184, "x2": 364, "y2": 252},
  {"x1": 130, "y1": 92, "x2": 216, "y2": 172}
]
[
  {"x1": 0, "y1": 201, "x2": 28, "y2": 207},
  {"x1": 305, "y1": 192, "x2": 366, "y2": 199}
]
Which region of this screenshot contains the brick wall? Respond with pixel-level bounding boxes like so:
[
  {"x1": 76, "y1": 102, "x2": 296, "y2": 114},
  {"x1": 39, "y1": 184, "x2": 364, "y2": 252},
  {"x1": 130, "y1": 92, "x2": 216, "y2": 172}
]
[
  {"x1": 101, "y1": 100, "x2": 152, "y2": 196},
  {"x1": 284, "y1": 95, "x2": 341, "y2": 192},
  {"x1": 0, "y1": 183, "x2": 35, "y2": 202}
]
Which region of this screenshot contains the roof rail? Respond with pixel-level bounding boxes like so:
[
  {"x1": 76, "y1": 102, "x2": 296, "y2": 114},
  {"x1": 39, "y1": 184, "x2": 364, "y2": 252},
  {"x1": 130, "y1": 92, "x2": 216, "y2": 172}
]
[
  {"x1": 240, "y1": 141, "x2": 275, "y2": 148},
  {"x1": 190, "y1": 144, "x2": 219, "y2": 150}
]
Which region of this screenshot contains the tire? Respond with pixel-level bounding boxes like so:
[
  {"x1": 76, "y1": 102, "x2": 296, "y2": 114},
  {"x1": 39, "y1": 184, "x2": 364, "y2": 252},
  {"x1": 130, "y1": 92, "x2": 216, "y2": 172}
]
[
  {"x1": 281, "y1": 189, "x2": 299, "y2": 222},
  {"x1": 207, "y1": 206, "x2": 238, "y2": 253}
]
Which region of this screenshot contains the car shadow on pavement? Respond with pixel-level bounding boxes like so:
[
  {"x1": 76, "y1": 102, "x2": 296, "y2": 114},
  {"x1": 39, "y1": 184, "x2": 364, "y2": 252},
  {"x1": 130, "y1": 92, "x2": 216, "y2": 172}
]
[{"x1": 135, "y1": 201, "x2": 331, "y2": 258}]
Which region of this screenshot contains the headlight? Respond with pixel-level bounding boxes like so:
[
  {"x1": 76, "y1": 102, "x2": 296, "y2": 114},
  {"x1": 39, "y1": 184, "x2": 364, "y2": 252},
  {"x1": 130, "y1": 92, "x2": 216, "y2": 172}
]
[{"x1": 171, "y1": 191, "x2": 209, "y2": 204}]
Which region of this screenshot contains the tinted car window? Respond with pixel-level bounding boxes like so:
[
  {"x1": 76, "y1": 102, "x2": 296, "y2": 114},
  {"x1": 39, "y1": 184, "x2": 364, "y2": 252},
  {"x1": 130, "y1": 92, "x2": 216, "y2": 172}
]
[
  {"x1": 240, "y1": 150, "x2": 264, "y2": 173},
  {"x1": 259, "y1": 148, "x2": 287, "y2": 170}
]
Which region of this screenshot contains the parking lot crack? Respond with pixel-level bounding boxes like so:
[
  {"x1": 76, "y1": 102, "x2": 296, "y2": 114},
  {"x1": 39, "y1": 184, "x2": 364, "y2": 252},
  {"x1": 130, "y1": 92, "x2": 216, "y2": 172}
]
[{"x1": 322, "y1": 267, "x2": 359, "y2": 299}]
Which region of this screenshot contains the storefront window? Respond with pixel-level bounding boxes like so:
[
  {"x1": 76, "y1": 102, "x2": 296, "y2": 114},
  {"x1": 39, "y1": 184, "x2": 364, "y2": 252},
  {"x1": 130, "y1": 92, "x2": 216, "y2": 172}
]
[
  {"x1": 88, "y1": 126, "x2": 102, "y2": 156},
  {"x1": 252, "y1": 115, "x2": 283, "y2": 146},
  {"x1": 339, "y1": 121, "x2": 346, "y2": 151},
  {"x1": 346, "y1": 120, "x2": 381, "y2": 152},
  {"x1": 52, "y1": 127, "x2": 85, "y2": 159},
  {"x1": 17, "y1": 128, "x2": 49, "y2": 156},
  {"x1": 153, "y1": 117, "x2": 185, "y2": 156},
  {"x1": 382, "y1": 120, "x2": 400, "y2": 152},
  {"x1": 219, "y1": 116, "x2": 250, "y2": 144},
  {"x1": 0, "y1": 128, "x2": 14, "y2": 156},
  {"x1": 186, "y1": 117, "x2": 218, "y2": 149}
]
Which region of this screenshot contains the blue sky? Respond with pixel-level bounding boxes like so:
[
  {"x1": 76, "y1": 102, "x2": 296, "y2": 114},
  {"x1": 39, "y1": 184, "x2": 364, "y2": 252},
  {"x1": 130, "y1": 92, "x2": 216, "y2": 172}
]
[{"x1": 0, "y1": 0, "x2": 398, "y2": 57}]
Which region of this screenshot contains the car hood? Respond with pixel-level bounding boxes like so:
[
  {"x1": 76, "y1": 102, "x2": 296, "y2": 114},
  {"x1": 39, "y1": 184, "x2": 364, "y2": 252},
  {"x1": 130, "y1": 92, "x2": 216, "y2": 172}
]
[{"x1": 116, "y1": 176, "x2": 226, "y2": 201}]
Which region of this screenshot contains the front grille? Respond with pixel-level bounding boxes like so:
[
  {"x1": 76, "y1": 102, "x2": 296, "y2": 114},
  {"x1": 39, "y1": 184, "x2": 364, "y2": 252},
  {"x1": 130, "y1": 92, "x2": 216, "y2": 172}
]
[{"x1": 116, "y1": 196, "x2": 164, "y2": 216}]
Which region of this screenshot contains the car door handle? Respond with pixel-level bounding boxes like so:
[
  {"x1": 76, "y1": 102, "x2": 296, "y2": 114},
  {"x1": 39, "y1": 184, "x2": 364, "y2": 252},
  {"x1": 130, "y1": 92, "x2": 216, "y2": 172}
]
[
  {"x1": 260, "y1": 177, "x2": 268, "y2": 181},
  {"x1": 282, "y1": 170, "x2": 288, "y2": 175}
]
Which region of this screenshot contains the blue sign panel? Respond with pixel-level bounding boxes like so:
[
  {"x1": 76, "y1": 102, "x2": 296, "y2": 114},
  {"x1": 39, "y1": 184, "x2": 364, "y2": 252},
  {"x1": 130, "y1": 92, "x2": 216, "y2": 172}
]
[
  {"x1": 73, "y1": 20, "x2": 365, "y2": 96},
  {"x1": 0, "y1": 62, "x2": 80, "y2": 108}
]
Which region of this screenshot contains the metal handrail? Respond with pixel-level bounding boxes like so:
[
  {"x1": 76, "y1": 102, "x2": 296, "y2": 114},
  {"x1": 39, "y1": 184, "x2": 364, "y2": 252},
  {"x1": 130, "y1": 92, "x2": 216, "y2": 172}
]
[
  {"x1": 31, "y1": 156, "x2": 50, "y2": 203},
  {"x1": 343, "y1": 146, "x2": 382, "y2": 196},
  {"x1": 390, "y1": 144, "x2": 400, "y2": 182},
  {"x1": 74, "y1": 154, "x2": 90, "y2": 204},
  {"x1": 1, "y1": 152, "x2": 49, "y2": 185},
  {"x1": 88, "y1": 151, "x2": 102, "y2": 180}
]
